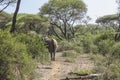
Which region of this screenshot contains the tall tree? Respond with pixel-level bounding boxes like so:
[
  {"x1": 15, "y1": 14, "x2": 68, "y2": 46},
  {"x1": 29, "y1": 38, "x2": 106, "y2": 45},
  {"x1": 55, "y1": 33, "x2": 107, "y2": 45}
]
[
  {"x1": 10, "y1": 0, "x2": 21, "y2": 33},
  {"x1": 39, "y1": 0, "x2": 87, "y2": 40}
]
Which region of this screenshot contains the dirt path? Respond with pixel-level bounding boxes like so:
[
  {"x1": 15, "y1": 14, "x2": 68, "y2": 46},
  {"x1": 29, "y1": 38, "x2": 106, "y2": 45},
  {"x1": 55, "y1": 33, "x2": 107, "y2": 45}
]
[{"x1": 35, "y1": 52, "x2": 94, "y2": 80}]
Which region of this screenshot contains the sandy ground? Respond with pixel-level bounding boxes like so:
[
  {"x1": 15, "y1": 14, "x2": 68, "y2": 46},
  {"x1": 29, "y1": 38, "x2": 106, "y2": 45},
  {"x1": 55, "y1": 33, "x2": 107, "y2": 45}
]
[{"x1": 34, "y1": 52, "x2": 94, "y2": 80}]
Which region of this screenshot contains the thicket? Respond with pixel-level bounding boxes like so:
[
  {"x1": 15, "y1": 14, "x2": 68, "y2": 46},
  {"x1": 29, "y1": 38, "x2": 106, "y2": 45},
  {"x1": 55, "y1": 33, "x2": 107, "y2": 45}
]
[
  {"x1": 0, "y1": 30, "x2": 50, "y2": 80},
  {"x1": 0, "y1": 30, "x2": 35, "y2": 80},
  {"x1": 15, "y1": 33, "x2": 49, "y2": 63},
  {"x1": 74, "y1": 26, "x2": 120, "y2": 79},
  {"x1": 58, "y1": 26, "x2": 120, "y2": 79}
]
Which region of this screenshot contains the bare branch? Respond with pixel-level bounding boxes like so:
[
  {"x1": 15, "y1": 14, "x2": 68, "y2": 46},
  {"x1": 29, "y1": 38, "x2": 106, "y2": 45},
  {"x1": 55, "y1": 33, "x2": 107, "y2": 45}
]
[
  {"x1": 0, "y1": 2, "x2": 10, "y2": 13},
  {"x1": 0, "y1": 0, "x2": 16, "y2": 13}
]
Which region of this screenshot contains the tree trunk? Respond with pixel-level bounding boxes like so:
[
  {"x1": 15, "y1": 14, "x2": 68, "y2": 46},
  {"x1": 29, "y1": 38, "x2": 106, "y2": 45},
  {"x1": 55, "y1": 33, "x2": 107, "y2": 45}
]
[{"x1": 10, "y1": 0, "x2": 21, "y2": 33}]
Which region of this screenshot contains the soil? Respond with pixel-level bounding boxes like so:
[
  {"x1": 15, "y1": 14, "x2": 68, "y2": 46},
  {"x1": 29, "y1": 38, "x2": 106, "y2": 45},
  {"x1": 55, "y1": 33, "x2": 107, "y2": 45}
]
[{"x1": 34, "y1": 52, "x2": 94, "y2": 80}]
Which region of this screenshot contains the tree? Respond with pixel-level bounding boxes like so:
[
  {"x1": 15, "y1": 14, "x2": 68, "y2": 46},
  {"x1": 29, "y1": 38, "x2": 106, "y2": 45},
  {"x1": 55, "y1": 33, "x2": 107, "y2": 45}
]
[
  {"x1": 96, "y1": 14, "x2": 118, "y2": 28},
  {"x1": 39, "y1": 0, "x2": 87, "y2": 40},
  {"x1": 10, "y1": 0, "x2": 21, "y2": 33},
  {"x1": 0, "y1": 0, "x2": 16, "y2": 13},
  {"x1": 8, "y1": 14, "x2": 49, "y2": 34}
]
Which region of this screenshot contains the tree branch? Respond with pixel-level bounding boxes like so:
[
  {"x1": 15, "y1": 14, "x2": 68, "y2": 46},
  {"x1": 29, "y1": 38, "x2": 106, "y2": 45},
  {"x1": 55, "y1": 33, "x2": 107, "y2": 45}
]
[
  {"x1": 51, "y1": 25, "x2": 63, "y2": 40},
  {"x1": 0, "y1": 0, "x2": 16, "y2": 13},
  {"x1": 0, "y1": 2, "x2": 10, "y2": 13}
]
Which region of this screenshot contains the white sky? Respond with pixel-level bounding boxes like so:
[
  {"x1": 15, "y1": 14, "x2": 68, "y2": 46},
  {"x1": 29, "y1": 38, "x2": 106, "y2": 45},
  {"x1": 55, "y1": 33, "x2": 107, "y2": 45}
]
[{"x1": 2, "y1": 0, "x2": 117, "y2": 23}]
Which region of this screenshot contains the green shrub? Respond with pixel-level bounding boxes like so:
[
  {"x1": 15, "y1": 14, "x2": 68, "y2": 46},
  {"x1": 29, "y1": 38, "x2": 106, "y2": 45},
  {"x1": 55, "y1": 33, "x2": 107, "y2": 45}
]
[
  {"x1": 94, "y1": 59, "x2": 120, "y2": 80},
  {"x1": 64, "y1": 58, "x2": 75, "y2": 63},
  {"x1": 16, "y1": 33, "x2": 50, "y2": 63},
  {"x1": 62, "y1": 50, "x2": 77, "y2": 58},
  {"x1": 97, "y1": 39, "x2": 115, "y2": 55},
  {"x1": 80, "y1": 33, "x2": 94, "y2": 53},
  {"x1": 90, "y1": 54, "x2": 105, "y2": 62},
  {"x1": 74, "y1": 46, "x2": 83, "y2": 54},
  {"x1": 58, "y1": 40, "x2": 74, "y2": 52},
  {"x1": 0, "y1": 30, "x2": 35, "y2": 80},
  {"x1": 92, "y1": 54, "x2": 120, "y2": 80},
  {"x1": 90, "y1": 44, "x2": 99, "y2": 54},
  {"x1": 111, "y1": 42, "x2": 120, "y2": 58},
  {"x1": 94, "y1": 28, "x2": 115, "y2": 45}
]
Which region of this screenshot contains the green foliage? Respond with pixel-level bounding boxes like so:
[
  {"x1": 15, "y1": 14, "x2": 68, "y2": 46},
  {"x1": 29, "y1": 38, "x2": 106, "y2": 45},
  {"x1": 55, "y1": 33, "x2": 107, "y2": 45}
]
[
  {"x1": 40, "y1": 0, "x2": 87, "y2": 40},
  {"x1": 111, "y1": 42, "x2": 120, "y2": 58},
  {"x1": 92, "y1": 54, "x2": 120, "y2": 80},
  {"x1": 62, "y1": 50, "x2": 77, "y2": 58},
  {"x1": 90, "y1": 28, "x2": 115, "y2": 55},
  {"x1": 40, "y1": 0, "x2": 87, "y2": 15},
  {"x1": 96, "y1": 14, "x2": 118, "y2": 23},
  {"x1": 0, "y1": 30, "x2": 35, "y2": 80},
  {"x1": 16, "y1": 33, "x2": 50, "y2": 63},
  {"x1": 97, "y1": 39, "x2": 115, "y2": 55},
  {"x1": 90, "y1": 44, "x2": 99, "y2": 54},
  {"x1": 0, "y1": 11, "x2": 11, "y2": 29},
  {"x1": 64, "y1": 57, "x2": 75, "y2": 63},
  {"x1": 73, "y1": 46, "x2": 83, "y2": 54},
  {"x1": 80, "y1": 33, "x2": 94, "y2": 53},
  {"x1": 94, "y1": 29, "x2": 115, "y2": 44},
  {"x1": 73, "y1": 25, "x2": 120, "y2": 79},
  {"x1": 58, "y1": 40, "x2": 74, "y2": 51},
  {"x1": 6, "y1": 14, "x2": 49, "y2": 34}
]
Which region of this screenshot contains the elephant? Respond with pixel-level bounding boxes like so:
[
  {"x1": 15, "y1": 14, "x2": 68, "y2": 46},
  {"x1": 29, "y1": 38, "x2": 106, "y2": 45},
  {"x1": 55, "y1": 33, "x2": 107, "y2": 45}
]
[{"x1": 42, "y1": 36, "x2": 58, "y2": 61}]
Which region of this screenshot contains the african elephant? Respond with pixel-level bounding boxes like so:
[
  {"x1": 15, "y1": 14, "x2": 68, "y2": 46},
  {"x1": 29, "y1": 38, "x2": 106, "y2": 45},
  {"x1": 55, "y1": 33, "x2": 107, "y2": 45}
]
[{"x1": 42, "y1": 36, "x2": 58, "y2": 61}]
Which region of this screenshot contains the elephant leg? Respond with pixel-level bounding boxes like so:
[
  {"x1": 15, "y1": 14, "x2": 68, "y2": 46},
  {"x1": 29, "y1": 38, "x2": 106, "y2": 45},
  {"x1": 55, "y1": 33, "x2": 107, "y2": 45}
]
[{"x1": 50, "y1": 52, "x2": 53, "y2": 61}]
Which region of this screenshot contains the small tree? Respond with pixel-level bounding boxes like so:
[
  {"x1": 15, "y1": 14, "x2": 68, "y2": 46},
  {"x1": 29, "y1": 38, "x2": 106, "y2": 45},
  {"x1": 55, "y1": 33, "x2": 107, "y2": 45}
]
[{"x1": 39, "y1": 0, "x2": 87, "y2": 40}]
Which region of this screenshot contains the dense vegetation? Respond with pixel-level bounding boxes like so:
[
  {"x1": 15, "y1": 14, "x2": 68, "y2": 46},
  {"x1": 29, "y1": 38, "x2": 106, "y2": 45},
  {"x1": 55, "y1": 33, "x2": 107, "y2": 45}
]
[{"x1": 0, "y1": 0, "x2": 120, "y2": 80}]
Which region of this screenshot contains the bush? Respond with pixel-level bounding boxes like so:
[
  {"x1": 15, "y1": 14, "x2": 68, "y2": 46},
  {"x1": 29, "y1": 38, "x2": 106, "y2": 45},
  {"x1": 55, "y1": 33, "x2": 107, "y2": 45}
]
[
  {"x1": 58, "y1": 40, "x2": 74, "y2": 52},
  {"x1": 91, "y1": 54, "x2": 120, "y2": 80},
  {"x1": 0, "y1": 30, "x2": 35, "y2": 80},
  {"x1": 64, "y1": 58, "x2": 75, "y2": 63},
  {"x1": 94, "y1": 28, "x2": 115, "y2": 45},
  {"x1": 16, "y1": 33, "x2": 50, "y2": 63},
  {"x1": 80, "y1": 33, "x2": 94, "y2": 53},
  {"x1": 62, "y1": 50, "x2": 77, "y2": 58},
  {"x1": 97, "y1": 39, "x2": 115, "y2": 55},
  {"x1": 74, "y1": 46, "x2": 83, "y2": 54},
  {"x1": 90, "y1": 44, "x2": 99, "y2": 54},
  {"x1": 111, "y1": 42, "x2": 120, "y2": 58}
]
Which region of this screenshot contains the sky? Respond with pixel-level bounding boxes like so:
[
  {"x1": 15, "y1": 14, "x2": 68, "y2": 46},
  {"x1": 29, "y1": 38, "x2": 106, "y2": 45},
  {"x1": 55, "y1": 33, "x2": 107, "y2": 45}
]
[{"x1": 2, "y1": 0, "x2": 117, "y2": 23}]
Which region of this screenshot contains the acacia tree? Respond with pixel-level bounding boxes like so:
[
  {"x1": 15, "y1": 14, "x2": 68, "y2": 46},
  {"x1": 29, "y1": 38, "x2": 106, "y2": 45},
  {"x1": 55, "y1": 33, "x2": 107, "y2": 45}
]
[
  {"x1": 96, "y1": 14, "x2": 118, "y2": 28},
  {"x1": 39, "y1": 0, "x2": 87, "y2": 40},
  {"x1": 8, "y1": 14, "x2": 49, "y2": 34},
  {"x1": 0, "y1": 0, "x2": 16, "y2": 13}
]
